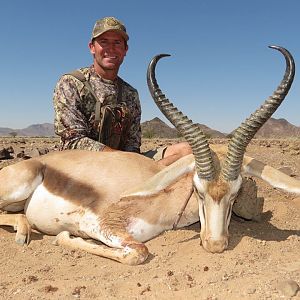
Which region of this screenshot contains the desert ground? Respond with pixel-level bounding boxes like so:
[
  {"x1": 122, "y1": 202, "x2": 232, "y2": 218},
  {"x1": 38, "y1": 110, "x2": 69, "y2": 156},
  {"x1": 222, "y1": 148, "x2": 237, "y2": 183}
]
[{"x1": 0, "y1": 137, "x2": 299, "y2": 300}]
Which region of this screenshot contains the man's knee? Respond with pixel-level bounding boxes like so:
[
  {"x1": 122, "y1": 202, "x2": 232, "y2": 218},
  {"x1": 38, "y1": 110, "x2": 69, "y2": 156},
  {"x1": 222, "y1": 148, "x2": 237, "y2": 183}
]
[
  {"x1": 165, "y1": 142, "x2": 192, "y2": 158},
  {"x1": 179, "y1": 142, "x2": 192, "y2": 155}
]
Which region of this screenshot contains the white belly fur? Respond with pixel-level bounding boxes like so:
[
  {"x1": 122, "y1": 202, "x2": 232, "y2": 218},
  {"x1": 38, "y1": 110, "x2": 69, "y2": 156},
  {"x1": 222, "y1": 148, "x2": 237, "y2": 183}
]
[
  {"x1": 24, "y1": 183, "x2": 87, "y2": 237},
  {"x1": 127, "y1": 218, "x2": 165, "y2": 242}
]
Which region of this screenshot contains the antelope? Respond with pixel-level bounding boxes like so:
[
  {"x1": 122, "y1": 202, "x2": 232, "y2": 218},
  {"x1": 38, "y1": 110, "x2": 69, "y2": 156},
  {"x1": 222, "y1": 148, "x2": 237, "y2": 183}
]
[{"x1": 0, "y1": 46, "x2": 299, "y2": 265}]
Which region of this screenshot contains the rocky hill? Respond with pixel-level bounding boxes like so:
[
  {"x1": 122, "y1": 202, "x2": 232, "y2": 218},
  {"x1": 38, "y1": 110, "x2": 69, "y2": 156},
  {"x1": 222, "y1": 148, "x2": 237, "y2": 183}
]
[
  {"x1": 195, "y1": 123, "x2": 226, "y2": 138},
  {"x1": 0, "y1": 123, "x2": 55, "y2": 137},
  {"x1": 141, "y1": 117, "x2": 226, "y2": 139},
  {"x1": 0, "y1": 117, "x2": 299, "y2": 138},
  {"x1": 141, "y1": 117, "x2": 178, "y2": 138},
  {"x1": 255, "y1": 118, "x2": 300, "y2": 138}
]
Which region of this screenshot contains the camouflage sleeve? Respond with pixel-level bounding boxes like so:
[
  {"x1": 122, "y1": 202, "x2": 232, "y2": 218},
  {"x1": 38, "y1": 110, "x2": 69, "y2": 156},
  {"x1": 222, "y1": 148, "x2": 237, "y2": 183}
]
[
  {"x1": 121, "y1": 90, "x2": 142, "y2": 153},
  {"x1": 53, "y1": 75, "x2": 106, "y2": 151}
]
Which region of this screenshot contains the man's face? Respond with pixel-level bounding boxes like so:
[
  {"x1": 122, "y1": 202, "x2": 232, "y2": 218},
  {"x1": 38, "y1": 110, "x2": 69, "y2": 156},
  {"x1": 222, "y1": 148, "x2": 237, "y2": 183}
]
[{"x1": 89, "y1": 31, "x2": 128, "y2": 73}]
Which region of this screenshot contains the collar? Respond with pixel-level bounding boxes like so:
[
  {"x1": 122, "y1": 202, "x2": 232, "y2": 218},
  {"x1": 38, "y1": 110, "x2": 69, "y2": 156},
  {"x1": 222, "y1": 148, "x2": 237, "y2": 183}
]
[{"x1": 89, "y1": 65, "x2": 119, "y2": 85}]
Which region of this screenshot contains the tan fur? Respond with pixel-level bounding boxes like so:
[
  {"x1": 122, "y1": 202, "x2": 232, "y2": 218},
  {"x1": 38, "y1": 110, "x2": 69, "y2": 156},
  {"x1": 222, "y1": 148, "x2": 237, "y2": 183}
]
[
  {"x1": 0, "y1": 159, "x2": 44, "y2": 202},
  {"x1": 38, "y1": 150, "x2": 163, "y2": 212},
  {"x1": 209, "y1": 144, "x2": 228, "y2": 176},
  {"x1": 207, "y1": 179, "x2": 230, "y2": 202},
  {"x1": 101, "y1": 173, "x2": 197, "y2": 230},
  {"x1": 200, "y1": 145, "x2": 230, "y2": 203}
]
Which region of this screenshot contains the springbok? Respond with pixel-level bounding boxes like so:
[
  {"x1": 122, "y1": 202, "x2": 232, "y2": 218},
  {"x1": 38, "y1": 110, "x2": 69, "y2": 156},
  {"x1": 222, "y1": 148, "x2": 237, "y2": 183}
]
[{"x1": 0, "y1": 46, "x2": 299, "y2": 265}]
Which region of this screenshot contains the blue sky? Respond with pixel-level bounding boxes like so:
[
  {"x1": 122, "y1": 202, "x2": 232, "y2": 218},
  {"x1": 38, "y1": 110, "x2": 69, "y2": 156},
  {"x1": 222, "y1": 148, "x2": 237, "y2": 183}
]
[{"x1": 0, "y1": 0, "x2": 299, "y2": 133}]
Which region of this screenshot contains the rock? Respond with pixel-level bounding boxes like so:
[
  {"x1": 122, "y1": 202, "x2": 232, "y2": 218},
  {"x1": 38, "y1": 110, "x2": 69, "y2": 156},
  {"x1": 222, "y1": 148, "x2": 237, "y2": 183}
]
[
  {"x1": 22, "y1": 147, "x2": 50, "y2": 159},
  {"x1": 16, "y1": 151, "x2": 25, "y2": 158},
  {"x1": 277, "y1": 279, "x2": 299, "y2": 297},
  {"x1": 37, "y1": 147, "x2": 49, "y2": 155},
  {"x1": 19, "y1": 138, "x2": 26, "y2": 144},
  {"x1": 23, "y1": 148, "x2": 41, "y2": 158},
  {"x1": 278, "y1": 166, "x2": 293, "y2": 176},
  {"x1": 246, "y1": 288, "x2": 256, "y2": 294},
  {"x1": 232, "y1": 178, "x2": 264, "y2": 220},
  {"x1": 290, "y1": 144, "x2": 300, "y2": 151},
  {"x1": 291, "y1": 151, "x2": 300, "y2": 156},
  {"x1": 0, "y1": 147, "x2": 14, "y2": 159}
]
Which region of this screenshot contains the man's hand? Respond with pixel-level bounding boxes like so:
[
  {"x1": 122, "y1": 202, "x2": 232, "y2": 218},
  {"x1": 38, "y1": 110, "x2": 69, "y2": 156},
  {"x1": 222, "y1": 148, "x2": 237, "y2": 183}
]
[
  {"x1": 102, "y1": 146, "x2": 118, "y2": 152},
  {"x1": 157, "y1": 142, "x2": 192, "y2": 166},
  {"x1": 157, "y1": 154, "x2": 181, "y2": 166}
]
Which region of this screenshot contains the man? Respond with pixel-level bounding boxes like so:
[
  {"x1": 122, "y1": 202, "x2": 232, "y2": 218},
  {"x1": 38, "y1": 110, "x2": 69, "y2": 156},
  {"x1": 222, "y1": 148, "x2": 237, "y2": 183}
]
[{"x1": 53, "y1": 16, "x2": 191, "y2": 166}]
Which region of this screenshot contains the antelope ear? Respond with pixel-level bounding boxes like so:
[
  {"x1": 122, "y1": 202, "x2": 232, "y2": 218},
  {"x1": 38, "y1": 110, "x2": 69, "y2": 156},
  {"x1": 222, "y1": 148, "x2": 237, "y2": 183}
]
[
  {"x1": 242, "y1": 155, "x2": 300, "y2": 194},
  {"x1": 120, "y1": 154, "x2": 195, "y2": 198}
]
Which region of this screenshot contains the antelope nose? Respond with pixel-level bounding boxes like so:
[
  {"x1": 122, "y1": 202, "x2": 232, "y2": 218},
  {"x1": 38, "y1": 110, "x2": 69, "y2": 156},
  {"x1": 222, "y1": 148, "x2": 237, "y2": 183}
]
[{"x1": 203, "y1": 236, "x2": 228, "y2": 253}]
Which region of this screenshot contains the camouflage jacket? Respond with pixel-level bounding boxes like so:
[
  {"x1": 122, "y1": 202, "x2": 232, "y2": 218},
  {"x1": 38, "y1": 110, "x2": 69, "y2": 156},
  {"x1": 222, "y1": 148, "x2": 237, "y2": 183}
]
[{"x1": 53, "y1": 66, "x2": 141, "y2": 152}]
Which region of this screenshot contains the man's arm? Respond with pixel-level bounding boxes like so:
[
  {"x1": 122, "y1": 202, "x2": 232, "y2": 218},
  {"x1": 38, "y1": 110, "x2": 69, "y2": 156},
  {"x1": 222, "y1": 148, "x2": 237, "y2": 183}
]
[
  {"x1": 53, "y1": 75, "x2": 112, "y2": 151},
  {"x1": 121, "y1": 89, "x2": 142, "y2": 153}
]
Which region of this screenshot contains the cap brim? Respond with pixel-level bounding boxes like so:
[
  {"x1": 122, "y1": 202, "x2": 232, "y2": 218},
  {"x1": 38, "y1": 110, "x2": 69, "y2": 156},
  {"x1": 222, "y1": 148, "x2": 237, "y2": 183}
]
[{"x1": 92, "y1": 29, "x2": 129, "y2": 41}]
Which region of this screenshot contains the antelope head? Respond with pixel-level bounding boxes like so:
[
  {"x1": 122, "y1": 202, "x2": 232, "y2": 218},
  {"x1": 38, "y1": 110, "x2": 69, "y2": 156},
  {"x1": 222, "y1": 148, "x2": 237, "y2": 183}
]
[{"x1": 147, "y1": 46, "x2": 295, "y2": 253}]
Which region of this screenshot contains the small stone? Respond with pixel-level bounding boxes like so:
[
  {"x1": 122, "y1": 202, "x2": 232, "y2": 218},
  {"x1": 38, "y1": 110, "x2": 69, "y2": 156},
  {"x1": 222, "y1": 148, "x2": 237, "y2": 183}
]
[
  {"x1": 277, "y1": 279, "x2": 299, "y2": 297},
  {"x1": 16, "y1": 151, "x2": 25, "y2": 158},
  {"x1": 140, "y1": 285, "x2": 151, "y2": 295},
  {"x1": 246, "y1": 288, "x2": 256, "y2": 294},
  {"x1": 23, "y1": 148, "x2": 40, "y2": 158},
  {"x1": 38, "y1": 147, "x2": 49, "y2": 155},
  {"x1": 222, "y1": 273, "x2": 229, "y2": 281},
  {"x1": 278, "y1": 166, "x2": 293, "y2": 176},
  {"x1": 186, "y1": 274, "x2": 193, "y2": 281}
]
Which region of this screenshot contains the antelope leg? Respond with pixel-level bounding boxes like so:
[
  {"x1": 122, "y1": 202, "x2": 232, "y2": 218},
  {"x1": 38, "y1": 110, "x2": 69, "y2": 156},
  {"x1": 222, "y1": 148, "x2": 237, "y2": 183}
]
[
  {"x1": 53, "y1": 231, "x2": 149, "y2": 265},
  {"x1": 0, "y1": 214, "x2": 31, "y2": 245},
  {"x1": 243, "y1": 156, "x2": 300, "y2": 194}
]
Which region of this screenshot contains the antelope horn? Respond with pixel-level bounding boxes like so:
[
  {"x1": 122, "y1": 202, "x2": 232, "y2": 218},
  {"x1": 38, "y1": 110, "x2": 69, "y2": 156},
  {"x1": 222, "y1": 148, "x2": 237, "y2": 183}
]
[
  {"x1": 147, "y1": 54, "x2": 215, "y2": 180},
  {"x1": 222, "y1": 45, "x2": 295, "y2": 181}
]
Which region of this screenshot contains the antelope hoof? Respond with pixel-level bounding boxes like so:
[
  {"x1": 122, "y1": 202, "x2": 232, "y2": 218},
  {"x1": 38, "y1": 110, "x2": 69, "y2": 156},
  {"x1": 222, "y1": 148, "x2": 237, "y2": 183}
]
[
  {"x1": 122, "y1": 243, "x2": 149, "y2": 265},
  {"x1": 15, "y1": 233, "x2": 28, "y2": 245},
  {"x1": 15, "y1": 216, "x2": 32, "y2": 245}
]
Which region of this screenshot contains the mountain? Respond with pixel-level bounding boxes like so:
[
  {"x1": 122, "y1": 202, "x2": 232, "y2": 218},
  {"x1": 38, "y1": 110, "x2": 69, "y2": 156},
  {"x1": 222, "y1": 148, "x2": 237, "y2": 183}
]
[
  {"x1": 255, "y1": 118, "x2": 300, "y2": 138},
  {"x1": 195, "y1": 123, "x2": 226, "y2": 138},
  {"x1": 142, "y1": 117, "x2": 300, "y2": 139},
  {"x1": 0, "y1": 123, "x2": 55, "y2": 137},
  {"x1": 0, "y1": 117, "x2": 299, "y2": 138},
  {"x1": 141, "y1": 117, "x2": 178, "y2": 138},
  {"x1": 141, "y1": 117, "x2": 226, "y2": 139}
]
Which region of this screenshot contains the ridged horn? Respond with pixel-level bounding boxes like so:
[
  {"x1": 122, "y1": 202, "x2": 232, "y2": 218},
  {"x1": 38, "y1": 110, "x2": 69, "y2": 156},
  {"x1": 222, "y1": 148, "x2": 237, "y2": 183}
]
[
  {"x1": 222, "y1": 45, "x2": 295, "y2": 181},
  {"x1": 147, "y1": 54, "x2": 215, "y2": 180}
]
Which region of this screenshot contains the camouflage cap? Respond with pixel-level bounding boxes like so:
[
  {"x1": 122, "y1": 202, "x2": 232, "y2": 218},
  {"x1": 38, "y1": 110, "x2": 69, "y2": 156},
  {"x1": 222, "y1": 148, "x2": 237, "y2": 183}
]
[{"x1": 91, "y1": 17, "x2": 129, "y2": 41}]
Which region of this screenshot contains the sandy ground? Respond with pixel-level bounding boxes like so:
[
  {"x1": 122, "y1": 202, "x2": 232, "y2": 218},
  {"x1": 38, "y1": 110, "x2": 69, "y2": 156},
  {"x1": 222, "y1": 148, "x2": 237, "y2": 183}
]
[{"x1": 0, "y1": 138, "x2": 299, "y2": 300}]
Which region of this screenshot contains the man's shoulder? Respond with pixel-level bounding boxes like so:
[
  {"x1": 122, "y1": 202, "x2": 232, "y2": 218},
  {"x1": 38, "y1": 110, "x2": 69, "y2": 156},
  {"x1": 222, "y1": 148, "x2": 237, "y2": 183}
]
[
  {"x1": 77, "y1": 67, "x2": 91, "y2": 78},
  {"x1": 118, "y1": 77, "x2": 138, "y2": 94},
  {"x1": 56, "y1": 67, "x2": 91, "y2": 90},
  {"x1": 62, "y1": 67, "x2": 90, "y2": 81}
]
